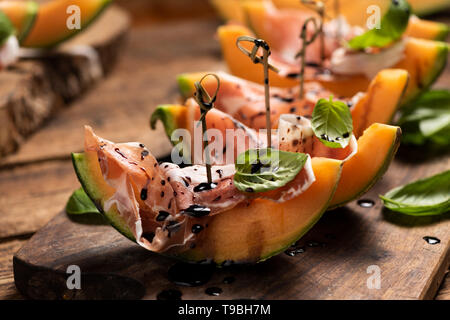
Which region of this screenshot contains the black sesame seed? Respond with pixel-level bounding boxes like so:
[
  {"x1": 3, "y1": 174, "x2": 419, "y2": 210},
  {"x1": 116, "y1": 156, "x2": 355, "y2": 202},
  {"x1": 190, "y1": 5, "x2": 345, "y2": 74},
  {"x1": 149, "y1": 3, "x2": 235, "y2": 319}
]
[{"x1": 140, "y1": 188, "x2": 148, "y2": 201}]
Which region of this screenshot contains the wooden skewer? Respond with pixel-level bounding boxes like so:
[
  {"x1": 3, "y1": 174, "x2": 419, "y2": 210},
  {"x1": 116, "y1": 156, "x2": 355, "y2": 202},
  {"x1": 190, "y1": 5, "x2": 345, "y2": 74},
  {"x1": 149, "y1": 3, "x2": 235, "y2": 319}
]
[
  {"x1": 236, "y1": 36, "x2": 278, "y2": 148},
  {"x1": 193, "y1": 73, "x2": 220, "y2": 184}
]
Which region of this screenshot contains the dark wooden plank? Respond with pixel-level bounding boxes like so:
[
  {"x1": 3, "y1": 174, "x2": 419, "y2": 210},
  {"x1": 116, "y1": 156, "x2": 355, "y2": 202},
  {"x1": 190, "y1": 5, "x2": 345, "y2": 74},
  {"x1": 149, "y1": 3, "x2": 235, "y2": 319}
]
[
  {"x1": 0, "y1": 6, "x2": 130, "y2": 159},
  {"x1": 0, "y1": 239, "x2": 27, "y2": 300},
  {"x1": 12, "y1": 149, "x2": 450, "y2": 300},
  {"x1": 0, "y1": 19, "x2": 222, "y2": 167},
  {"x1": 0, "y1": 160, "x2": 79, "y2": 239}
]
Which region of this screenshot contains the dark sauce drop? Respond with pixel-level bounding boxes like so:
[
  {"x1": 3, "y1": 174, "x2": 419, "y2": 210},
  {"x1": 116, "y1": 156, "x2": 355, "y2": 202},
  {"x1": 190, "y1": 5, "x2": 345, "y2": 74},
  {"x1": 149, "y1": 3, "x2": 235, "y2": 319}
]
[
  {"x1": 140, "y1": 188, "x2": 148, "y2": 201},
  {"x1": 168, "y1": 262, "x2": 215, "y2": 287},
  {"x1": 141, "y1": 232, "x2": 155, "y2": 243},
  {"x1": 285, "y1": 246, "x2": 305, "y2": 257},
  {"x1": 157, "y1": 289, "x2": 182, "y2": 300},
  {"x1": 423, "y1": 236, "x2": 440, "y2": 245},
  {"x1": 193, "y1": 182, "x2": 217, "y2": 193},
  {"x1": 357, "y1": 199, "x2": 375, "y2": 208},
  {"x1": 223, "y1": 276, "x2": 235, "y2": 284},
  {"x1": 156, "y1": 211, "x2": 170, "y2": 222},
  {"x1": 182, "y1": 205, "x2": 211, "y2": 218},
  {"x1": 205, "y1": 287, "x2": 223, "y2": 296},
  {"x1": 192, "y1": 224, "x2": 204, "y2": 234},
  {"x1": 307, "y1": 241, "x2": 324, "y2": 247}
]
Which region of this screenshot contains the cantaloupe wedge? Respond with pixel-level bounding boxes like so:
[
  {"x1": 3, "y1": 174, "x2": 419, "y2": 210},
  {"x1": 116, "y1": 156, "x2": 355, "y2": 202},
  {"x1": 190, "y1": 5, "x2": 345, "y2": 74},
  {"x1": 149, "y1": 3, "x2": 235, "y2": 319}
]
[
  {"x1": 0, "y1": 1, "x2": 38, "y2": 42},
  {"x1": 218, "y1": 24, "x2": 298, "y2": 88},
  {"x1": 72, "y1": 152, "x2": 342, "y2": 264},
  {"x1": 174, "y1": 69, "x2": 408, "y2": 138},
  {"x1": 21, "y1": 0, "x2": 112, "y2": 48},
  {"x1": 218, "y1": 24, "x2": 447, "y2": 104},
  {"x1": 329, "y1": 123, "x2": 401, "y2": 209},
  {"x1": 406, "y1": 16, "x2": 449, "y2": 41}
]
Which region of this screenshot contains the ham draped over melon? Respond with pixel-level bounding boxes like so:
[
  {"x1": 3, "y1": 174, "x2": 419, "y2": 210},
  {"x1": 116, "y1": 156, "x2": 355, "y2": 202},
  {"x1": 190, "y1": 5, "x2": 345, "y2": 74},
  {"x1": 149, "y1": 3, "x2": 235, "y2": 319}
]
[
  {"x1": 84, "y1": 126, "x2": 316, "y2": 253},
  {"x1": 178, "y1": 98, "x2": 358, "y2": 166}
]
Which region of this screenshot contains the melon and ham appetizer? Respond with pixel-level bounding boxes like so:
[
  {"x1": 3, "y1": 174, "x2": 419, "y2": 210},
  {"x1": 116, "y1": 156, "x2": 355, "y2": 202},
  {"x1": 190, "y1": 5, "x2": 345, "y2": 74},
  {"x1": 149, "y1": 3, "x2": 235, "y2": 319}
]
[
  {"x1": 218, "y1": 0, "x2": 448, "y2": 103},
  {"x1": 74, "y1": 126, "x2": 332, "y2": 264},
  {"x1": 176, "y1": 69, "x2": 408, "y2": 137}
]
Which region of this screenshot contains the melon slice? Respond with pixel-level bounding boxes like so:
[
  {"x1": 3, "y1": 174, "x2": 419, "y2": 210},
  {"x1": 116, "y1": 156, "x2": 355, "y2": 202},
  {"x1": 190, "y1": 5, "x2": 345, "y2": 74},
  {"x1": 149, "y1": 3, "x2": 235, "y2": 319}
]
[
  {"x1": 329, "y1": 123, "x2": 401, "y2": 209},
  {"x1": 175, "y1": 69, "x2": 408, "y2": 138},
  {"x1": 21, "y1": 0, "x2": 112, "y2": 48},
  {"x1": 72, "y1": 152, "x2": 342, "y2": 264},
  {"x1": 218, "y1": 24, "x2": 447, "y2": 103},
  {"x1": 218, "y1": 24, "x2": 297, "y2": 88},
  {"x1": 0, "y1": 1, "x2": 38, "y2": 42},
  {"x1": 406, "y1": 16, "x2": 449, "y2": 41}
]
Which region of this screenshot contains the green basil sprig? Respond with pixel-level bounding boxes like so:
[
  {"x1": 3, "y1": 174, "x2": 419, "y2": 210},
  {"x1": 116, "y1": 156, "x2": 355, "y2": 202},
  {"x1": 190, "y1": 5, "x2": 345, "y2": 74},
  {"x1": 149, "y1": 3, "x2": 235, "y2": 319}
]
[
  {"x1": 311, "y1": 96, "x2": 353, "y2": 148},
  {"x1": 398, "y1": 90, "x2": 450, "y2": 146},
  {"x1": 380, "y1": 170, "x2": 450, "y2": 216},
  {"x1": 348, "y1": 0, "x2": 411, "y2": 50},
  {"x1": 234, "y1": 148, "x2": 308, "y2": 193},
  {"x1": 66, "y1": 188, "x2": 100, "y2": 215}
]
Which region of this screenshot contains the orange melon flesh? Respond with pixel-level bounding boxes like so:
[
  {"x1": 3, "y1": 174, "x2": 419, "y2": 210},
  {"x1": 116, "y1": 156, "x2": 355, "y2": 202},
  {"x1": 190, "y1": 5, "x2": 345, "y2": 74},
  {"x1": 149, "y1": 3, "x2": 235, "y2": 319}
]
[
  {"x1": 351, "y1": 69, "x2": 408, "y2": 137},
  {"x1": 21, "y1": 0, "x2": 111, "y2": 48},
  {"x1": 73, "y1": 151, "x2": 342, "y2": 263},
  {"x1": 177, "y1": 157, "x2": 342, "y2": 263},
  {"x1": 0, "y1": 1, "x2": 38, "y2": 41},
  {"x1": 406, "y1": 16, "x2": 449, "y2": 41},
  {"x1": 218, "y1": 24, "x2": 298, "y2": 88},
  {"x1": 219, "y1": 24, "x2": 447, "y2": 103},
  {"x1": 329, "y1": 123, "x2": 401, "y2": 209}
]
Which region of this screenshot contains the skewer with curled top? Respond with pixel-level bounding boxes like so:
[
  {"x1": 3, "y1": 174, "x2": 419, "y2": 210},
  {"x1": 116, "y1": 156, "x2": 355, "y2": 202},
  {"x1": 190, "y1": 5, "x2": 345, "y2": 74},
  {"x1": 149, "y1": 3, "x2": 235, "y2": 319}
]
[{"x1": 236, "y1": 36, "x2": 278, "y2": 148}]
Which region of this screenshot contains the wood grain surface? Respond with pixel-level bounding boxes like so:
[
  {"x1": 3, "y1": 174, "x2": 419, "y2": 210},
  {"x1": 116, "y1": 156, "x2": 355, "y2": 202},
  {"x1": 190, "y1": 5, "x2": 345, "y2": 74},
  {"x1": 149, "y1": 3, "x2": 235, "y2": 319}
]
[{"x1": 0, "y1": 5, "x2": 449, "y2": 299}]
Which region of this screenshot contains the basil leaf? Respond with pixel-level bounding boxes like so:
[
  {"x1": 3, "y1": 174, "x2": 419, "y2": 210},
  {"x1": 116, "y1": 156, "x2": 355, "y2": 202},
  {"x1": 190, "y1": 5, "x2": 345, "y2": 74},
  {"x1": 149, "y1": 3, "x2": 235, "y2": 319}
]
[
  {"x1": 380, "y1": 170, "x2": 450, "y2": 216},
  {"x1": 0, "y1": 11, "x2": 14, "y2": 45},
  {"x1": 66, "y1": 188, "x2": 100, "y2": 215},
  {"x1": 398, "y1": 90, "x2": 450, "y2": 146},
  {"x1": 348, "y1": 0, "x2": 411, "y2": 50},
  {"x1": 234, "y1": 148, "x2": 308, "y2": 193},
  {"x1": 311, "y1": 96, "x2": 353, "y2": 148}
]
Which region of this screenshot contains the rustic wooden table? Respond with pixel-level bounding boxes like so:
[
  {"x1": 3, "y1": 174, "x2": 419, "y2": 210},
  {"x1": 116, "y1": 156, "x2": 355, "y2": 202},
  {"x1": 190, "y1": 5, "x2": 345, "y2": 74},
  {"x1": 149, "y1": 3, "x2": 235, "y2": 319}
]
[{"x1": 0, "y1": 1, "x2": 448, "y2": 300}]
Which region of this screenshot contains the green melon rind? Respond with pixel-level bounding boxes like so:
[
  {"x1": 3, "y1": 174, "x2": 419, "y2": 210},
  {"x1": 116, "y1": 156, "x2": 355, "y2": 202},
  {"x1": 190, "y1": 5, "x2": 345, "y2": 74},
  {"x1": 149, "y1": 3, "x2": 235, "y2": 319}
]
[
  {"x1": 71, "y1": 152, "x2": 135, "y2": 241},
  {"x1": 404, "y1": 41, "x2": 449, "y2": 105},
  {"x1": 17, "y1": 1, "x2": 38, "y2": 42},
  {"x1": 177, "y1": 74, "x2": 196, "y2": 99},
  {"x1": 150, "y1": 105, "x2": 178, "y2": 139},
  {"x1": 434, "y1": 23, "x2": 450, "y2": 41},
  {"x1": 327, "y1": 128, "x2": 402, "y2": 210},
  {"x1": 22, "y1": 0, "x2": 112, "y2": 48}
]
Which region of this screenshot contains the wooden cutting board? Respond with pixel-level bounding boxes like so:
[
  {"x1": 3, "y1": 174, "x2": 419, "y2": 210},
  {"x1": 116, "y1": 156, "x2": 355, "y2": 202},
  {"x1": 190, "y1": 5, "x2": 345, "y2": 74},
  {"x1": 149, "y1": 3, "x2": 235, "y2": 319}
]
[{"x1": 13, "y1": 148, "x2": 450, "y2": 300}]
